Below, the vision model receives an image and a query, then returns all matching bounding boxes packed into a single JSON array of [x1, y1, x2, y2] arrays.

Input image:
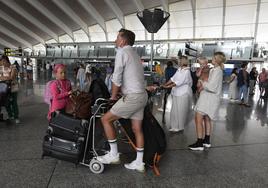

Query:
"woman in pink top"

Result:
[[48, 64, 72, 120]]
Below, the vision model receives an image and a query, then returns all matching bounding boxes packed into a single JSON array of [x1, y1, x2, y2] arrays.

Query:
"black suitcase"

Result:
[[42, 134, 84, 164], [49, 111, 89, 141]]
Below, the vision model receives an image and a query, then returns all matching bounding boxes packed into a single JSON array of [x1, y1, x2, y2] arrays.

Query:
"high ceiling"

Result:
[[0, 0, 181, 50]]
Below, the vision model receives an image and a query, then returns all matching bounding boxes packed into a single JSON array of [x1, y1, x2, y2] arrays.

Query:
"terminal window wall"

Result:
[[59, 34, 73, 43], [225, 0, 256, 37], [125, 13, 145, 41], [257, 0, 268, 42], [196, 0, 222, 38], [169, 1, 193, 39], [33, 44, 45, 56], [106, 19, 122, 41], [73, 30, 89, 42], [89, 25, 106, 42]]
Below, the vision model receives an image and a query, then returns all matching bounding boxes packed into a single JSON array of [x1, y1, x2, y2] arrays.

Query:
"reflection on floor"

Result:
[[0, 72, 268, 187]]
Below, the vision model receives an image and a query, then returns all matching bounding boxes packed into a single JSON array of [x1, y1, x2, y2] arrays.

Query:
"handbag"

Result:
[[11, 81, 19, 92], [65, 90, 92, 119]]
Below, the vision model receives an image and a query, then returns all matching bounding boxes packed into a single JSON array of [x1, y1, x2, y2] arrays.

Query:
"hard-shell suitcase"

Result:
[[42, 134, 84, 164], [49, 111, 88, 141]]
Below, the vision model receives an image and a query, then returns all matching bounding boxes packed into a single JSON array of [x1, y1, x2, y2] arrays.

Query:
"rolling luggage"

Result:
[[49, 111, 89, 141], [42, 134, 84, 164]]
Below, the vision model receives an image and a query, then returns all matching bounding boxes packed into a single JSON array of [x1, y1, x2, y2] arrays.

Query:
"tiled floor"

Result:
[[0, 72, 267, 188]]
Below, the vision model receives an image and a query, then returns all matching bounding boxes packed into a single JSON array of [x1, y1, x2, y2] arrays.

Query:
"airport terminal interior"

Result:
[[0, 0, 268, 187]]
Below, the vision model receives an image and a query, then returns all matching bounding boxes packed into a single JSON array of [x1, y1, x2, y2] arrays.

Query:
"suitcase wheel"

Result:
[[89, 159, 104, 174]]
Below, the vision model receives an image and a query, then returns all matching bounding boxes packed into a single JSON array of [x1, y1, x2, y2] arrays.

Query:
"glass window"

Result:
[[169, 10, 193, 28], [46, 39, 57, 44], [196, 0, 223, 9], [196, 26, 222, 38], [196, 8, 222, 27], [225, 24, 255, 37], [89, 25, 106, 42], [226, 0, 257, 6], [170, 27, 193, 39], [125, 13, 145, 40], [257, 24, 268, 42], [73, 29, 89, 42], [59, 34, 73, 43], [106, 19, 122, 41], [259, 2, 268, 23], [226, 4, 256, 25], [33, 44, 46, 56], [169, 1, 192, 11], [155, 22, 168, 40]]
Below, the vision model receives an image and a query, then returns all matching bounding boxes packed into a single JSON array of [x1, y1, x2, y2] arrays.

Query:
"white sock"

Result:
[[108, 139, 118, 156], [135, 148, 144, 164]]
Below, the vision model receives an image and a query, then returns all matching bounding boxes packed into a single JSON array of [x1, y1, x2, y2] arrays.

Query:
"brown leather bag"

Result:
[[65, 91, 92, 119]]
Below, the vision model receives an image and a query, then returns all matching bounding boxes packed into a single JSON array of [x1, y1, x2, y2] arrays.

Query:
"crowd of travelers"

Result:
[[1, 28, 267, 174]]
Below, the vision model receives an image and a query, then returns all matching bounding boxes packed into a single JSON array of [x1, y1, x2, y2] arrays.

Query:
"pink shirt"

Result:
[[48, 79, 71, 120], [259, 72, 268, 83]]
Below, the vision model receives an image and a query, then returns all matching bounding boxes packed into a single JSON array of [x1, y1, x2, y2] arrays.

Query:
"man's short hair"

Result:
[[241, 61, 248, 68], [118, 28, 135, 46]]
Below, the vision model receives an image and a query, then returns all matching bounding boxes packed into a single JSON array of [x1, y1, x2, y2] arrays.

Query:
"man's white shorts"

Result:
[[110, 92, 148, 120]]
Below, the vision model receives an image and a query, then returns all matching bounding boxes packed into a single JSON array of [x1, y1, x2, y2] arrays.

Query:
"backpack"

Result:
[[142, 105, 166, 176], [44, 80, 61, 106], [89, 78, 110, 105]]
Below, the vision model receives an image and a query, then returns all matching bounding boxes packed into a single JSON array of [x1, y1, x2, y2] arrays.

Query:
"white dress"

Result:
[[194, 66, 223, 120], [228, 73, 238, 99], [170, 67, 193, 131]]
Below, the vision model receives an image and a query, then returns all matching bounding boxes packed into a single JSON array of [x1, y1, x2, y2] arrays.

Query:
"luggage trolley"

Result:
[[80, 98, 110, 174]]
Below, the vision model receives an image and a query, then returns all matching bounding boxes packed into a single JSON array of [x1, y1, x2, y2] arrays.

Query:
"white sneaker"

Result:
[[124, 160, 145, 172], [169, 128, 179, 132], [15, 119, 20, 124], [96, 152, 120, 164]]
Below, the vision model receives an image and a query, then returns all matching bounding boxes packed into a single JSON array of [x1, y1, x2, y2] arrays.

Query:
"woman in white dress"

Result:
[[188, 52, 225, 151], [228, 68, 238, 101], [162, 58, 192, 132]]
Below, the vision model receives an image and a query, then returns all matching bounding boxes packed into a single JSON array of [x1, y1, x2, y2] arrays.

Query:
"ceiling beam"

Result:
[[26, 0, 74, 41], [0, 9, 45, 45], [0, 38, 17, 49], [159, 0, 169, 12], [2, 0, 59, 42], [190, 0, 196, 39], [77, 0, 106, 33], [254, 0, 261, 43], [132, 0, 144, 11], [0, 25, 32, 48], [52, 0, 90, 40], [222, 0, 226, 38], [104, 0, 125, 28]]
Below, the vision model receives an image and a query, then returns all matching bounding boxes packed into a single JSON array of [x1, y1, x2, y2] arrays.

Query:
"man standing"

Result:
[[237, 62, 250, 107], [97, 29, 148, 172]]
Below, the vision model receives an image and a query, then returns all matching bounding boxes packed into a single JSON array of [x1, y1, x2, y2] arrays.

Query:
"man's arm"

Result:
[[110, 83, 120, 100]]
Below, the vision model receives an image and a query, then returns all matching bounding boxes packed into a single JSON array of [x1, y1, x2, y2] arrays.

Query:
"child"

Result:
[[196, 57, 210, 93], [48, 64, 72, 120]]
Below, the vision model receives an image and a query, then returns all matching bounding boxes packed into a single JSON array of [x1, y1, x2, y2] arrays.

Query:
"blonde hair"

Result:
[[213, 52, 226, 70], [197, 57, 208, 64], [180, 57, 189, 67]]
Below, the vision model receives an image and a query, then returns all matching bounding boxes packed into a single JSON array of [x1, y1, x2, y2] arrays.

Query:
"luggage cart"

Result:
[[79, 98, 110, 174]]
